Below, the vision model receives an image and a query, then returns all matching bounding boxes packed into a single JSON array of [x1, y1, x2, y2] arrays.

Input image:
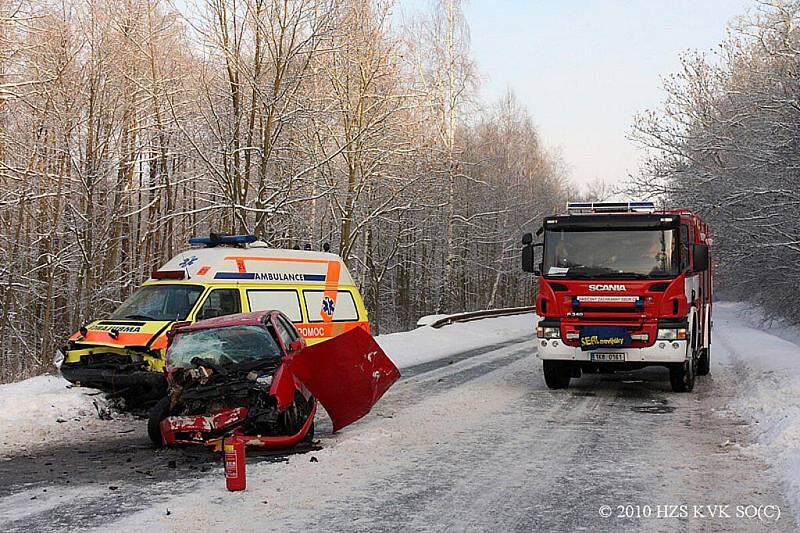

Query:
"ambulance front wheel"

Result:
[[543, 360, 571, 389], [148, 396, 171, 447]]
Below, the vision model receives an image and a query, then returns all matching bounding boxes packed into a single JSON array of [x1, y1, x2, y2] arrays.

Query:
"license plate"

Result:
[[591, 352, 626, 362]]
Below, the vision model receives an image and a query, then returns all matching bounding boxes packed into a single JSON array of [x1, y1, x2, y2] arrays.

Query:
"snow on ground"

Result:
[[93, 339, 540, 532], [713, 302, 800, 521], [376, 313, 536, 368], [0, 375, 113, 449], [5, 307, 800, 523]]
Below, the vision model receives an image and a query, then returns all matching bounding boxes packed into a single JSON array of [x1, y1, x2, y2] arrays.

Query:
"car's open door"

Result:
[[285, 327, 400, 431]]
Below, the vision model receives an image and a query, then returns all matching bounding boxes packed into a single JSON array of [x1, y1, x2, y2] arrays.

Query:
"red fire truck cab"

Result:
[[522, 202, 712, 392]]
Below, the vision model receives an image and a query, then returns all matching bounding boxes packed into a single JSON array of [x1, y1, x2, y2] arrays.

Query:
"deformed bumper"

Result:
[[161, 404, 317, 451], [537, 339, 689, 363], [60, 364, 166, 400]]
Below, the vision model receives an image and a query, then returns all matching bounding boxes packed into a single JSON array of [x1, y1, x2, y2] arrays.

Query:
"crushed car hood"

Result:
[[286, 326, 400, 432]]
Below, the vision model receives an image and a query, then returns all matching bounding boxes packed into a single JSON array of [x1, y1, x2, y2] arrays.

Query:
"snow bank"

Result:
[[0, 375, 109, 449], [376, 313, 536, 369], [713, 302, 800, 520]]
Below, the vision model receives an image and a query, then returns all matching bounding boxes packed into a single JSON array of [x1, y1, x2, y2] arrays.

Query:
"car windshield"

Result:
[[110, 284, 204, 321], [544, 228, 678, 279], [167, 325, 283, 369]]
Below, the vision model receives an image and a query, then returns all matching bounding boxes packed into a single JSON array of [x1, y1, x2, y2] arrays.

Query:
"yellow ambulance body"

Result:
[[58, 236, 368, 404]]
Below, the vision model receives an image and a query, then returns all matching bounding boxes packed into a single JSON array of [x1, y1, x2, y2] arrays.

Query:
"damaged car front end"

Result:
[[59, 283, 206, 406], [59, 322, 175, 406], [150, 310, 399, 451]]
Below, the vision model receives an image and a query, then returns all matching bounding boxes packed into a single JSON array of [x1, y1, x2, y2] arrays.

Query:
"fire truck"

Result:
[[521, 201, 712, 392]]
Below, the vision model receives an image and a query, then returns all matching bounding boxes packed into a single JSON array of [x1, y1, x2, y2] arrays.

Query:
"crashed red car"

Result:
[[147, 310, 400, 450]]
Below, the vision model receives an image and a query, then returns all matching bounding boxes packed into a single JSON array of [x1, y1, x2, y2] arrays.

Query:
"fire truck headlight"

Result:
[[657, 328, 687, 341], [537, 327, 560, 339], [53, 348, 66, 370]]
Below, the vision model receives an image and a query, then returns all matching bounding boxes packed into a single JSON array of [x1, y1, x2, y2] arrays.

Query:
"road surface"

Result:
[[0, 336, 793, 531]]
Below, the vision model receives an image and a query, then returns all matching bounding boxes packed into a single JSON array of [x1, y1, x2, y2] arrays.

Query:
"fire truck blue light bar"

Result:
[[567, 201, 655, 214]]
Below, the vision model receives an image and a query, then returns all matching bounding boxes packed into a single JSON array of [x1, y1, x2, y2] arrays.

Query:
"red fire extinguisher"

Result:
[[224, 437, 246, 491]]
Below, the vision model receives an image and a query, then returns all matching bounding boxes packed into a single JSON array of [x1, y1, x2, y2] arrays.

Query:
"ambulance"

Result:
[[56, 234, 369, 405]]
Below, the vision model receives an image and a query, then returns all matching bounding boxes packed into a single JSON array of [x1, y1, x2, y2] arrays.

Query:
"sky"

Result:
[[406, 0, 755, 190]]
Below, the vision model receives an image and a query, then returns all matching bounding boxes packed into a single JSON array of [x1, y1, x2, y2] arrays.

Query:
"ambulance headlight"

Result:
[[657, 328, 687, 341], [537, 326, 561, 339], [53, 348, 66, 370]]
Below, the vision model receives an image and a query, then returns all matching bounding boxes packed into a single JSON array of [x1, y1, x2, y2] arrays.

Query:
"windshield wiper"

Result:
[[235, 357, 282, 373], [123, 314, 157, 321], [600, 272, 650, 279]]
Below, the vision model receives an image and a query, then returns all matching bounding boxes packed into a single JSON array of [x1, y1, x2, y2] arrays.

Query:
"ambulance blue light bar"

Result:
[[567, 201, 655, 214], [188, 234, 258, 247]]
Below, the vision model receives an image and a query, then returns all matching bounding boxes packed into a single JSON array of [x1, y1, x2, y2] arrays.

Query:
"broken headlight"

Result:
[[53, 348, 66, 370]]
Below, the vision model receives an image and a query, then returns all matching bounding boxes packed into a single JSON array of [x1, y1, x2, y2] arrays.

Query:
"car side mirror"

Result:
[[522, 232, 533, 245], [691, 244, 709, 272], [289, 340, 304, 353]]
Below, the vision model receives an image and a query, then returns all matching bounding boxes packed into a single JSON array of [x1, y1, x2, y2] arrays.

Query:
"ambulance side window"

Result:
[[303, 290, 359, 323], [197, 289, 241, 320], [247, 290, 302, 322]]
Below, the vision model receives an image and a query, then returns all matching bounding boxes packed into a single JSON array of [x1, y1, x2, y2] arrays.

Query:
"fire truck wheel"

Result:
[[669, 358, 696, 392], [697, 347, 710, 376], [147, 396, 171, 447], [543, 361, 571, 389]]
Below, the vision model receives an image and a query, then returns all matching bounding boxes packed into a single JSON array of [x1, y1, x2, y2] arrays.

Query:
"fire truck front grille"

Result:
[[580, 307, 643, 314]]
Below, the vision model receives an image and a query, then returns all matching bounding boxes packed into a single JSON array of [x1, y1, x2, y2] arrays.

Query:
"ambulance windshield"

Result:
[[543, 228, 678, 279], [110, 284, 204, 321]]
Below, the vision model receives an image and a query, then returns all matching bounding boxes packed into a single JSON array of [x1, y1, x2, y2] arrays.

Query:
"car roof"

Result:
[[178, 310, 275, 333]]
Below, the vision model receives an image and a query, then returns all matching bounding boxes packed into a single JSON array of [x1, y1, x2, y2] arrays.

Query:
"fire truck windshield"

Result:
[[543, 228, 678, 279]]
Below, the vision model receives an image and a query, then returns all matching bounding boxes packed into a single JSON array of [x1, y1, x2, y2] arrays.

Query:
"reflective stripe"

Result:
[[295, 321, 369, 341], [321, 261, 341, 322]]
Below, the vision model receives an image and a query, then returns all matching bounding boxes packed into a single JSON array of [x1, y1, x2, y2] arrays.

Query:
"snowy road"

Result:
[[1, 311, 797, 531]]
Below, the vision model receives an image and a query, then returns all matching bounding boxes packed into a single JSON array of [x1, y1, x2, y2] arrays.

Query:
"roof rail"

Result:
[[567, 201, 655, 214]]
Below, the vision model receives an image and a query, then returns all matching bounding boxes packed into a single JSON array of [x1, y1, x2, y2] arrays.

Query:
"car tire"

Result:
[[697, 347, 710, 376], [669, 357, 696, 392], [543, 360, 571, 389], [148, 396, 171, 447], [301, 421, 315, 445]]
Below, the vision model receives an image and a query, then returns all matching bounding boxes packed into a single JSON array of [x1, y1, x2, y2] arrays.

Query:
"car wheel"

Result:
[[543, 360, 571, 389], [301, 421, 315, 445], [148, 396, 171, 447]]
